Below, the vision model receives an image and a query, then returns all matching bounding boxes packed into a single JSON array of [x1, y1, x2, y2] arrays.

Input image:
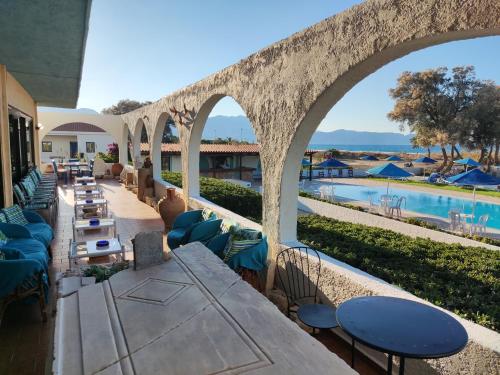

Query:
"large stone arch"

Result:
[[151, 111, 179, 180], [37, 112, 127, 164], [183, 94, 257, 198], [132, 117, 149, 166], [271, 1, 500, 244], [117, 0, 499, 276]]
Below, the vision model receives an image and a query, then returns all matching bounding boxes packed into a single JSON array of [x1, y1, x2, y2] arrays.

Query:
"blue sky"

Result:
[[77, 0, 499, 134]]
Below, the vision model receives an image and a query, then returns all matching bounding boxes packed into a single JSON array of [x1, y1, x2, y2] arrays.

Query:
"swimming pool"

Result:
[[307, 182, 500, 230]]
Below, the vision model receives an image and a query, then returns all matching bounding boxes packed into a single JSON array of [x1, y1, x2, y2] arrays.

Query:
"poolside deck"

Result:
[[302, 178, 500, 243], [0, 179, 384, 375]]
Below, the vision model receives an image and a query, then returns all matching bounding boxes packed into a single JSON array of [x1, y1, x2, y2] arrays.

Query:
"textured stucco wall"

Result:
[[119, 0, 500, 290]]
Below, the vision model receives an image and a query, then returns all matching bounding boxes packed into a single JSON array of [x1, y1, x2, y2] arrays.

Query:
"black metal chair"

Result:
[[275, 246, 338, 334]]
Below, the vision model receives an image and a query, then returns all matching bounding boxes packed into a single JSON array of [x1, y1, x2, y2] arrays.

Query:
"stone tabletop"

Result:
[[54, 242, 356, 375]]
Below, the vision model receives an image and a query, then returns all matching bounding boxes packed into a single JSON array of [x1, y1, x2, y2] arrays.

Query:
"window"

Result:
[[42, 141, 52, 152], [86, 142, 96, 153]]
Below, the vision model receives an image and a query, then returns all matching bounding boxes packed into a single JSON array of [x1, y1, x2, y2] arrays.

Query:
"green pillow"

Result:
[[202, 208, 214, 221], [0, 212, 7, 223], [224, 239, 261, 263], [0, 230, 8, 245], [3, 205, 29, 225]]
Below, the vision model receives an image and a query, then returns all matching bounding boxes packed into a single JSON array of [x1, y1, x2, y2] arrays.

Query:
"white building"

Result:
[[41, 122, 115, 163]]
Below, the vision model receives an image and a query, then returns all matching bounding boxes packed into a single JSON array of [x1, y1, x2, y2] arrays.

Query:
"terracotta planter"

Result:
[[111, 163, 124, 176], [158, 188, 185, 232]]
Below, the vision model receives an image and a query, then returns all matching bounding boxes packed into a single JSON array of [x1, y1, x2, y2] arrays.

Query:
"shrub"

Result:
[[162, 172, 262, 222], [297, 214, 500, 331]]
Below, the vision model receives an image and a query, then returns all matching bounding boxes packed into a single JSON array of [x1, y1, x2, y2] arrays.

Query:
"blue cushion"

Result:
[[3, 205, 29, 225], [2, 238, 49, 271], [225, 237, 268, 272], [187, 219, 222, 245], [206, 232, 231, 258], [25, 223, 53, 247], [167, 228, 188, 250]]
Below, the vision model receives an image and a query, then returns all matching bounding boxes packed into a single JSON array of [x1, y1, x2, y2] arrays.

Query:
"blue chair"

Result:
[[0, 237, 49, 272], [167, 209, 216, 249], [0, 206, 54, 248], [0, 248, 48, 325]]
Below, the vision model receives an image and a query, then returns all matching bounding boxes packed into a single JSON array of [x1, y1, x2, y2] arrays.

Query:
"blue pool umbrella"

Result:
[[414, 156, 437, 164], [361, 155, 379, 161], [315, 158, 348, 168], [366, 162, 412, 193], [301, 159, 311, 167], [385, 155, 403, 161], [454, 158, 480, 172], [447, 169, 500, 221]]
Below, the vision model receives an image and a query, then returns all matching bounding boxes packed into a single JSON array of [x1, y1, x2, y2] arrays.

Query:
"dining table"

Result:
[[336, 296, 468, 375]]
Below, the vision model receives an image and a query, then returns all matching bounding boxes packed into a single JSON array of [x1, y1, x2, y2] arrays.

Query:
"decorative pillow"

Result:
[[206, 232, 231, 258], [0, 212, 7, 223], [202, 208, 214, 221], [3, 205, 29, 225], [224, 239, 261, 263], [0, 230, 8, 246], [13, 185, 26, 204], [220, 219, 237, 234], [21, 181, 34, 198]]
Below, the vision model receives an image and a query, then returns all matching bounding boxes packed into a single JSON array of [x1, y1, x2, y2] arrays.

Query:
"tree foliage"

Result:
[[101, 99, 152, 115], [388, 66, 498, 169]]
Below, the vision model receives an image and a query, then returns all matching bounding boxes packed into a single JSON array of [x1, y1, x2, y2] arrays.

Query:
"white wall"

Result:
[[41, 132, 114, 163], [77, 133, 114, 161], [170, 155, 182, 172], [41, 135, 76, 162]]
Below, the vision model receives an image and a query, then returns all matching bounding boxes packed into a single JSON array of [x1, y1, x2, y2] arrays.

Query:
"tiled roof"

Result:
[[141, 143, 319, 155], [51, 122, 106, 133], [141, 143, 260, 154]]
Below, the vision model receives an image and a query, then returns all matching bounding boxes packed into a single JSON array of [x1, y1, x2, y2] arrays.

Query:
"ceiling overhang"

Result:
[[0, 0, 92, 108]]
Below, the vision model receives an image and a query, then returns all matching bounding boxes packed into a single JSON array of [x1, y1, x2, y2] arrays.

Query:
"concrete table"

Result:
[[74, 182, 98, 191], [74, 198, 108, 218], [72, 217, 116, 241], [68, 237, 125, 270], [74, 188, 103, 199], [54, 242, 356, 375], [75, 176, 95, 183]]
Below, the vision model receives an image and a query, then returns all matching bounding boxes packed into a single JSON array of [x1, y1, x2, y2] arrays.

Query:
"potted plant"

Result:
[[107, 143, 124, 176]]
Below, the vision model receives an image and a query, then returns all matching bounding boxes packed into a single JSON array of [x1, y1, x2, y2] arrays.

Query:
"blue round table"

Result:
[[336, 296, 468, 375]]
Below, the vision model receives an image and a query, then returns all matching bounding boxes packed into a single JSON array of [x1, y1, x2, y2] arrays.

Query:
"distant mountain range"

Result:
[[39, 111, 413, 145], [204, 115, 413, 145]]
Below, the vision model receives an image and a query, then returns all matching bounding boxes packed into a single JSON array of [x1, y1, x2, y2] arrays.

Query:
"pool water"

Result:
[[308, 182, 500, 230]]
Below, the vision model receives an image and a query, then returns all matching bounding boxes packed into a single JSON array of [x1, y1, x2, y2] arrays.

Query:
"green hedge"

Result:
[[162, 171, 499, 331], [161, 172, 262, 222], [297, 215, 499, 331]]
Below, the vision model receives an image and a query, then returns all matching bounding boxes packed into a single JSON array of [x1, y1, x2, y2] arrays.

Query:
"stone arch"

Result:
[[151, 112, 179, 180], [278, 33, 500, 242], [184, 94, 256, 198], [132, 118, 149, 167], [37, 112, 127, 164]]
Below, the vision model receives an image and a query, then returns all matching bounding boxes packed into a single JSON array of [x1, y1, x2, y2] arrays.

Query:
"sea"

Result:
[[308, 144, 450, 154]]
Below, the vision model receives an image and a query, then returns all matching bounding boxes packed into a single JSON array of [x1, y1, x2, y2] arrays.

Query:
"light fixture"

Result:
[[36, 123, 44, 130]]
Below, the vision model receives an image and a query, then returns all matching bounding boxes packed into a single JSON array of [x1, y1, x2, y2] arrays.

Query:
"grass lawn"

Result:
[[370, 177, 500, 198]]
